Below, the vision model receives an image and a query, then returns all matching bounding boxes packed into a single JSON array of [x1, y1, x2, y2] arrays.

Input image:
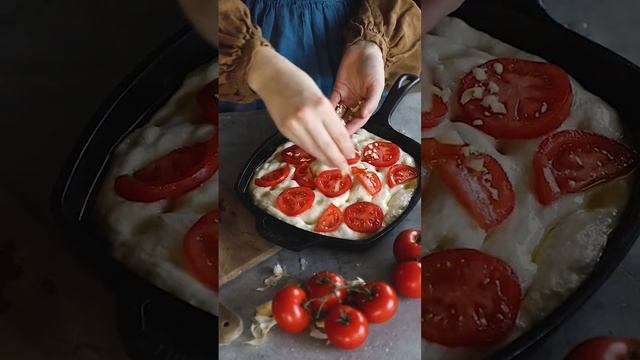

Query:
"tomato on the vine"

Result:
[[350, 281, 398, 324], [325, 305, 369, 350], [272, 286, 311, 333], [305, 271, 347, 315]]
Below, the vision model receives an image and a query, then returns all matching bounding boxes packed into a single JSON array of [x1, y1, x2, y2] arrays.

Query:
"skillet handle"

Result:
[[374, 73, 420, 126]]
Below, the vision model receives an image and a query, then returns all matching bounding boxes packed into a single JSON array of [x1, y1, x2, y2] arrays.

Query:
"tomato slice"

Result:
[[566, 337, 640, 360], [255, 165, 290, 187], [422, 92, 448, 129], [362, 141, 400, 167], [114, 137, 218, 202], [293, 162, 315, 188], [387, 164, 418, 188], [533, 130, 638, 205], [275, 187, 315, 216], [314, 203, 343, 232], [196, 79, 218, 125], [353, 170, 382, 196], [423, 139, 514, 230], [457, 58, 572, 139], [343, 201, 384, 233], [347, 152, 361, 165], [183, 211, 218, 292], [422, 249, 522, 347], [315, 169, 353, 198], [281, 145, 314, 165]]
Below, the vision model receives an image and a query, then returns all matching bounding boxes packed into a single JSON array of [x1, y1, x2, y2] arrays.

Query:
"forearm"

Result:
[[178, 0, 218, 46]]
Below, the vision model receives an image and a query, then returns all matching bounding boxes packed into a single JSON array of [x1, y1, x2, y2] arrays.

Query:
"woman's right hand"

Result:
[[248, 47, 355, 173]]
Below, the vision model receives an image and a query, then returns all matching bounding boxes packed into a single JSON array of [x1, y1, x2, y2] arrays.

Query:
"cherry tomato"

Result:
[[314, 204, 343, 233], [343, 201, 384, 234], [275, 187, 315, 216], [347, 152, 361, 165], [393, 261, 421, 298], [423, 139, 515, 230], [325, 305, 369, 350], [196, 79, 218, 125], [315, 169, 352, 198], [422, 249, 522, 347], [305, 271, 347, 315], [362, 141, 400, 167], [182, 211, 218, 291], [422, 90, 448, 129], [566, 337, 640, 360], [457, 58, 572, 139], [272, 286, 311, 333], [254, 165, 290, 187], [533, 130, 638, 205], [293, 162, 315, 188], [281, 145, 314, 165], [350, 281, 398, 323], [353, 169, 382, 195], [114, 137, 218, 202], [393, 229, 421, 262], [387, 164, 418, 188]]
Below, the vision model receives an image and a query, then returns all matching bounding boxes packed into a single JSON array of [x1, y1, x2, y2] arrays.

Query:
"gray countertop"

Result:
[[218, 89, 422, 359]]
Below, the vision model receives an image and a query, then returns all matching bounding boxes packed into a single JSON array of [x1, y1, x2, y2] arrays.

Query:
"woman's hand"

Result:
[[330, 41, 385, 135], [248, 47, 356, 173], [422, 0, 465, 34]]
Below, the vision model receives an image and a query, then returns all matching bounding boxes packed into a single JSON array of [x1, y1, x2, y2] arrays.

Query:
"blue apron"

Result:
[[220, 0, 358, 113]]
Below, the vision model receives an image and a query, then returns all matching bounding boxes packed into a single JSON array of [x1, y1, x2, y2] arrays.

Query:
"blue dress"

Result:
[[220, 0, 358, 113]]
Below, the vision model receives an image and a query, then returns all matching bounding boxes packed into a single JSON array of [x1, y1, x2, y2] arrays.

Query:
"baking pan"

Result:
[[448, 0, 640, 359], [235, 74, 421, 252], [51, 28, 217, 360]]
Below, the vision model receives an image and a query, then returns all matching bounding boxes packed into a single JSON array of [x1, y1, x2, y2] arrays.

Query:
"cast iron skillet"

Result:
[[444, 0, 640, 359], [51, 28, 217, 360], [235, 74, 421, 252]]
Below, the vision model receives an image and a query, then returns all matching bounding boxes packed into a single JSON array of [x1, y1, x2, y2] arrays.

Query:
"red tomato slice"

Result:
[[315, 169, 352, 198], [362, 141, 400, 167], [293, 162, 315, 188], [196, 79, 218, 125], [566, 337, 640, 360], [255, 165, 290, 187], [114, 137, 218, 202], [423, 139, 514, 230], [314, 204, 343, 233], [275, 187, 315, 216], [422, 249, 522, 347], [281, 145, 314, 165], [347, 152, 361, 165], [183, 211, 218, 292], [343, 201, 384, 234], [422, 91, 448, 129], [457, 58, 572, 139], [387, 164, 418, 188], [533, 130, 638, 205], [354, 170, 382, 196]]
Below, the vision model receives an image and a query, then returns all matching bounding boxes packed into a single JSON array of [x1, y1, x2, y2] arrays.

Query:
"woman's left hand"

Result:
[[330, 41, 385, 134]]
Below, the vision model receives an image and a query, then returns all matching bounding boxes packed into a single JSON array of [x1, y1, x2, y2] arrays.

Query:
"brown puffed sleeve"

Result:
[[344, 0, 421, 87], [219, 0, 272, 103]]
